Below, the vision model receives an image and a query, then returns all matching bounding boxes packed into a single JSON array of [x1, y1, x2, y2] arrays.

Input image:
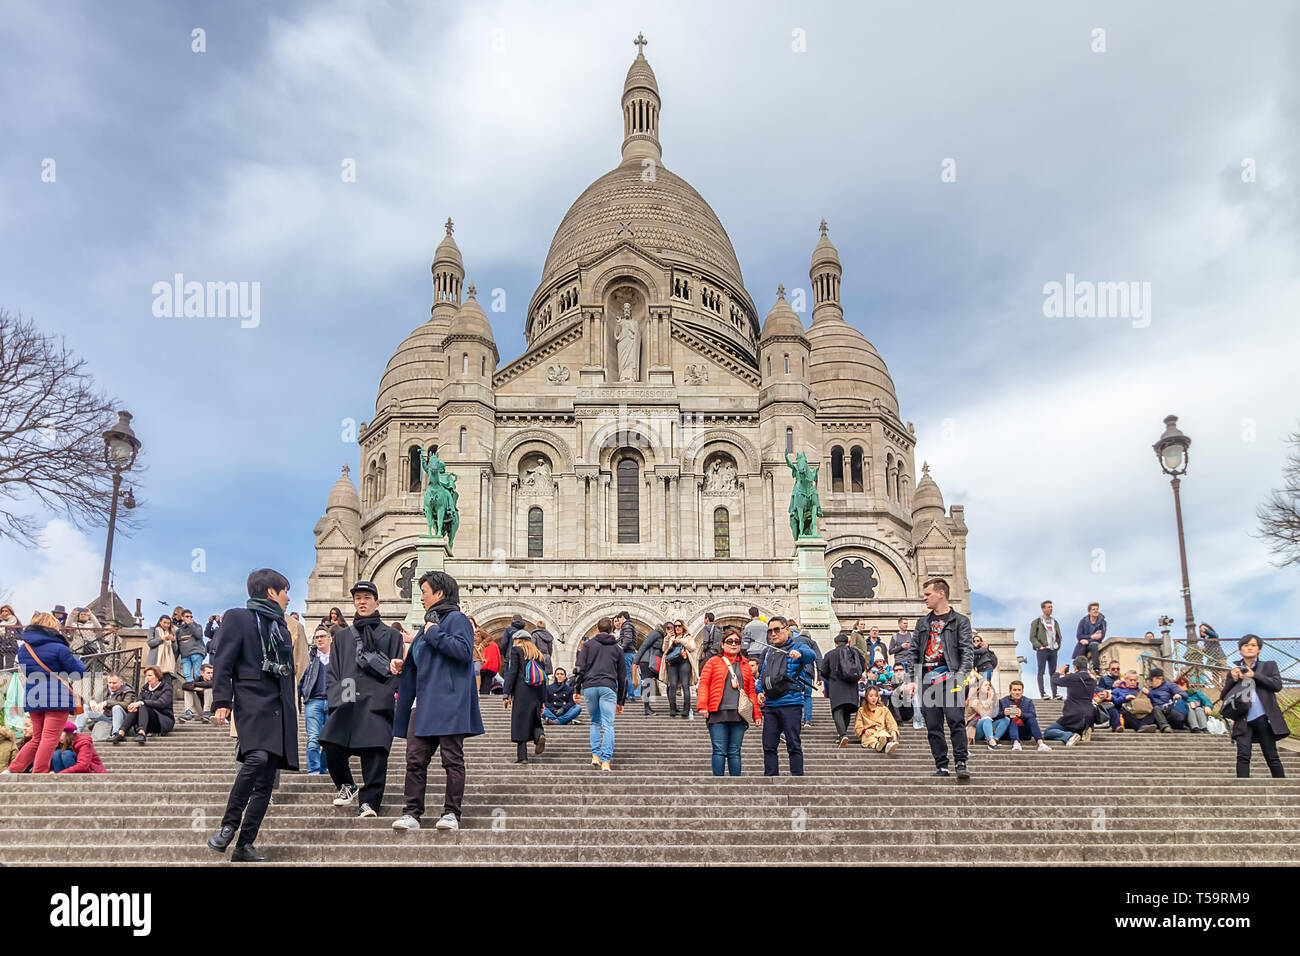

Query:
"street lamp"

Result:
[[1152, 414, 1195, 653], [99, 410, 141, 617]]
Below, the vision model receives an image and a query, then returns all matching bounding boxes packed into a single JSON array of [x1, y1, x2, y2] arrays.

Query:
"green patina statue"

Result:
[[786, 451, 823, 540], [420, 448, 460, 552]]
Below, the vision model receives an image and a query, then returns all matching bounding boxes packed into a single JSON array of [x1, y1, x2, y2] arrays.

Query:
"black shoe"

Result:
[[135, 732, 147, 746], [207, 825, 236, 852], [534, 734, 546, 756], [955, 762, 971, 780], [932, 768, 950, 777], [111, 733, 124, 745], [644, 705, 655, 715], [515, 757, 528, 764], [231, 844, 268, 862]]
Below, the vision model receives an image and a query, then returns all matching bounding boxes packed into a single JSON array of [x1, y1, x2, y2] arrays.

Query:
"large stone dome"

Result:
[[538, 159, 747, 295]]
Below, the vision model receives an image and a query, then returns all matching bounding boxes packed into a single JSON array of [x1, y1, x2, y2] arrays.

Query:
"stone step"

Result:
[[0, 842, 1287, 865]]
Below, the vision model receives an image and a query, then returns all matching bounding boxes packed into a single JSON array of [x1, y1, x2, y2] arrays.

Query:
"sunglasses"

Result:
[[723, 639, 741, 646], [767, 626, 783, 634]]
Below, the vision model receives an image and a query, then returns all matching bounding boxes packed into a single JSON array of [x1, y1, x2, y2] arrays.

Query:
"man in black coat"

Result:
[[613, 611, 639, 700], [207, 568, 299, 862], [899, 578, 975, 779], [1223, 633, 1289, 778], [697, 612, 722, 666], [320, 581, 405, 818]]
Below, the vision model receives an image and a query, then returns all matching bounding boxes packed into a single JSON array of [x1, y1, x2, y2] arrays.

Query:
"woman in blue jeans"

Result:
[[695, 629, 762, 776]]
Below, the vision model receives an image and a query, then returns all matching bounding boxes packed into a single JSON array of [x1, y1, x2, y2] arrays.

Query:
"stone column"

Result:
[[479, 469, 491, 557], [405, 536, 450, 631], [508, 478, 518, 559], [793, 535, 833, 651]]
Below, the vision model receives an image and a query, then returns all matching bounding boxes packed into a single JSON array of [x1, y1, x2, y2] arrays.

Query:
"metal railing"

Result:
[[0, 627, 142, 706]]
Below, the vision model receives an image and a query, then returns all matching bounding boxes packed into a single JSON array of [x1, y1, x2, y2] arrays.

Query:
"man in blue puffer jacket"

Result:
[[1145, 669, 1184, 732], [756, 615, 816, 776]]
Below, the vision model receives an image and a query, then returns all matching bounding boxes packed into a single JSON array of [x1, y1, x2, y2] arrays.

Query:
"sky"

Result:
[[1, 0, 1297, 662]]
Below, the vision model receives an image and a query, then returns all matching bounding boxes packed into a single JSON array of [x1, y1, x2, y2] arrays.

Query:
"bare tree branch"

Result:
[[1257, 426, 1300, 567], [0, 308, 143, 547]]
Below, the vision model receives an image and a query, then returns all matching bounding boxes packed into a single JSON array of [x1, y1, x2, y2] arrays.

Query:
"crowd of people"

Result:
[[0, 579, 1289, 859]]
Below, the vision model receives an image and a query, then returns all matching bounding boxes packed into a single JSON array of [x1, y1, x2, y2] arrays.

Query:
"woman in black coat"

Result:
[[503, 635, 547, 763], [116, 666, 174, 744], [1221, 633, 1289, 778], [821, 632, 865, 747]]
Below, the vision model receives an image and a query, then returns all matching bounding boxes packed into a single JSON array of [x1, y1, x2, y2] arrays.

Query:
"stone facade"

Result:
[[306, 38, 975, 672]]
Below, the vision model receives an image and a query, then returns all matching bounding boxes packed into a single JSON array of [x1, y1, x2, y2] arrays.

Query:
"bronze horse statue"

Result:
[[786, 451, 823, 540], [420, 448, 460, 552]]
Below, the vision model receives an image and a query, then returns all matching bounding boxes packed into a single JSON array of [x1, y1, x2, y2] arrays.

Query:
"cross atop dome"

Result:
[[819, 218, 828, 237], [444, 217, 454, 236], [634, 32, 647, 55], [466, 282, 476, 297], [777, 283, 786, 299]]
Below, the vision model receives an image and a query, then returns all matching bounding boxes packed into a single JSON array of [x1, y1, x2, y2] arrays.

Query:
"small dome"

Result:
[[375, 320, 443, 414], [433, 217, 462, 270], [327, 464, 360, 513], [806, 320, 899, 416], [912, 462, 945, 518], [811, 218, 841, 271], [449, 284, 494, 340], [760, 284, 805, 339]]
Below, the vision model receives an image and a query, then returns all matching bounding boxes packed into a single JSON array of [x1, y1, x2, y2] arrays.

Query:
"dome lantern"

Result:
[[621, 32, 662, 165]]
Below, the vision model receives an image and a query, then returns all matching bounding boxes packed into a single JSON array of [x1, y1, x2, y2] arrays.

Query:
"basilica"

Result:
[[305, 37, 972, 670]]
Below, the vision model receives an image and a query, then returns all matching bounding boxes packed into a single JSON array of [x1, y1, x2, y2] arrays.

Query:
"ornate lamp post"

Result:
[[1152, 414, 1195, 653], [99, 411, 141, 615]]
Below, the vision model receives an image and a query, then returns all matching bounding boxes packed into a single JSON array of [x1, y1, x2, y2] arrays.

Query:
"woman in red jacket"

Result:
[[696, 627, 762, 776], [476, 629, 501, 696]]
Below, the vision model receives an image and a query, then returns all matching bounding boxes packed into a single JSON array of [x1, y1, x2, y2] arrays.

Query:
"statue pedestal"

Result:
[[793, 536, 834, 650], [405, 535, 450, 631]]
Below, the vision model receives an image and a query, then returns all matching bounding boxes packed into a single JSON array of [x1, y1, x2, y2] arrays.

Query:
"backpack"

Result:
[[761, 647, 795, 698], [833, 645, 864, 683], [523, 659, 546, 687], [1219, 679, 1255, 721]]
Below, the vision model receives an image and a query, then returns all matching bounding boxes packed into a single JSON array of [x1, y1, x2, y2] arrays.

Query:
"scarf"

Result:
[[246, 597, 286, 625], [353, 611, 384, 652]]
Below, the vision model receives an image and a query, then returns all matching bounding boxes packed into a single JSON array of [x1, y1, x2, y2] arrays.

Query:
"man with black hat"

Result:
[[392, 570, 484, 830], [319, 581, 405, 819], [206, 568, 299, 862]]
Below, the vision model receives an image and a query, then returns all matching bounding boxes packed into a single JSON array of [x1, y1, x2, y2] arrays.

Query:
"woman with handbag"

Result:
[[695, 628, 761, 775], [1221, 634, 1288, 778], [146, 613, 178, 679], [658, 620, 698, 719], [116, 666, 175, 745], [4, 612, 86, 773], [503, 633, 547, 763]]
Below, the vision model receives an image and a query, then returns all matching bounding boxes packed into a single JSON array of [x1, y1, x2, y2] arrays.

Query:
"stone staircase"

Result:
[[2, 697, 1297, 865]]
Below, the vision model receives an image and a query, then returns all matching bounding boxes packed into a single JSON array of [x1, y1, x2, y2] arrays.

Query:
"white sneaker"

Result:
[[1065, 734, 1080, 748], [688, 711, 695, 721], [1038, 741, 1053, 752], [392, 814, 421, 830], [883, 740, 899, 755], [434, 812, 459, 830], [1012, 740, 1022, 752], [332, 784, 359, 806], [358, 803, 377, 818]]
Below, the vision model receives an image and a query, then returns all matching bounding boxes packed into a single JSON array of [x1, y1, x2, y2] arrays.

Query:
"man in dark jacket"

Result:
[[85, 673, 137, 738], [756, 616, 816, 776], [175, 609, 208, 692], [531, 621, 556, 672], [320, 581, 404, 819], [633, 624, 664, 715], [697, 612, 722, 666], [1145, 668, 1184, 733], [543, 667, 582, 724], [392, 570, 485, 830], [204, 614, 222, 663], [500, 616, 526, 686], [297, 627, 333, 774], [1028, 600, 1066, 699], [899, 578, 975, 778], [1043, 657, 1097, 745], [207, 568, 299, 862], [613, 611, 640, 700], [573, 618, 627, 770], [1222, 634, 1288, 778], [991, 681, 1048, 749]]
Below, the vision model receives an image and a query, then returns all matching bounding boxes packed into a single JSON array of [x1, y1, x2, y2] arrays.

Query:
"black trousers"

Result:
[[921, 678, 968, 769], [479, 670, 496, 694], [832, 703, 857, 738], [220, 749, 277, 848], [1035, 648, 1058, 697], [1079, 642, 1102, 672], [404, 734, 466, 820], [119, 706, 166, 736], [1236, 716, 1286, 778], [762, 704, 804, 776], [667, 659, 692, 714], [323, 742, 390, 810]]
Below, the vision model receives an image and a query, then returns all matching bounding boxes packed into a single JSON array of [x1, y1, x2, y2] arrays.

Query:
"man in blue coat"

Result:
[[756, 615, 816, 776], [391, 570, 484, 831]]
